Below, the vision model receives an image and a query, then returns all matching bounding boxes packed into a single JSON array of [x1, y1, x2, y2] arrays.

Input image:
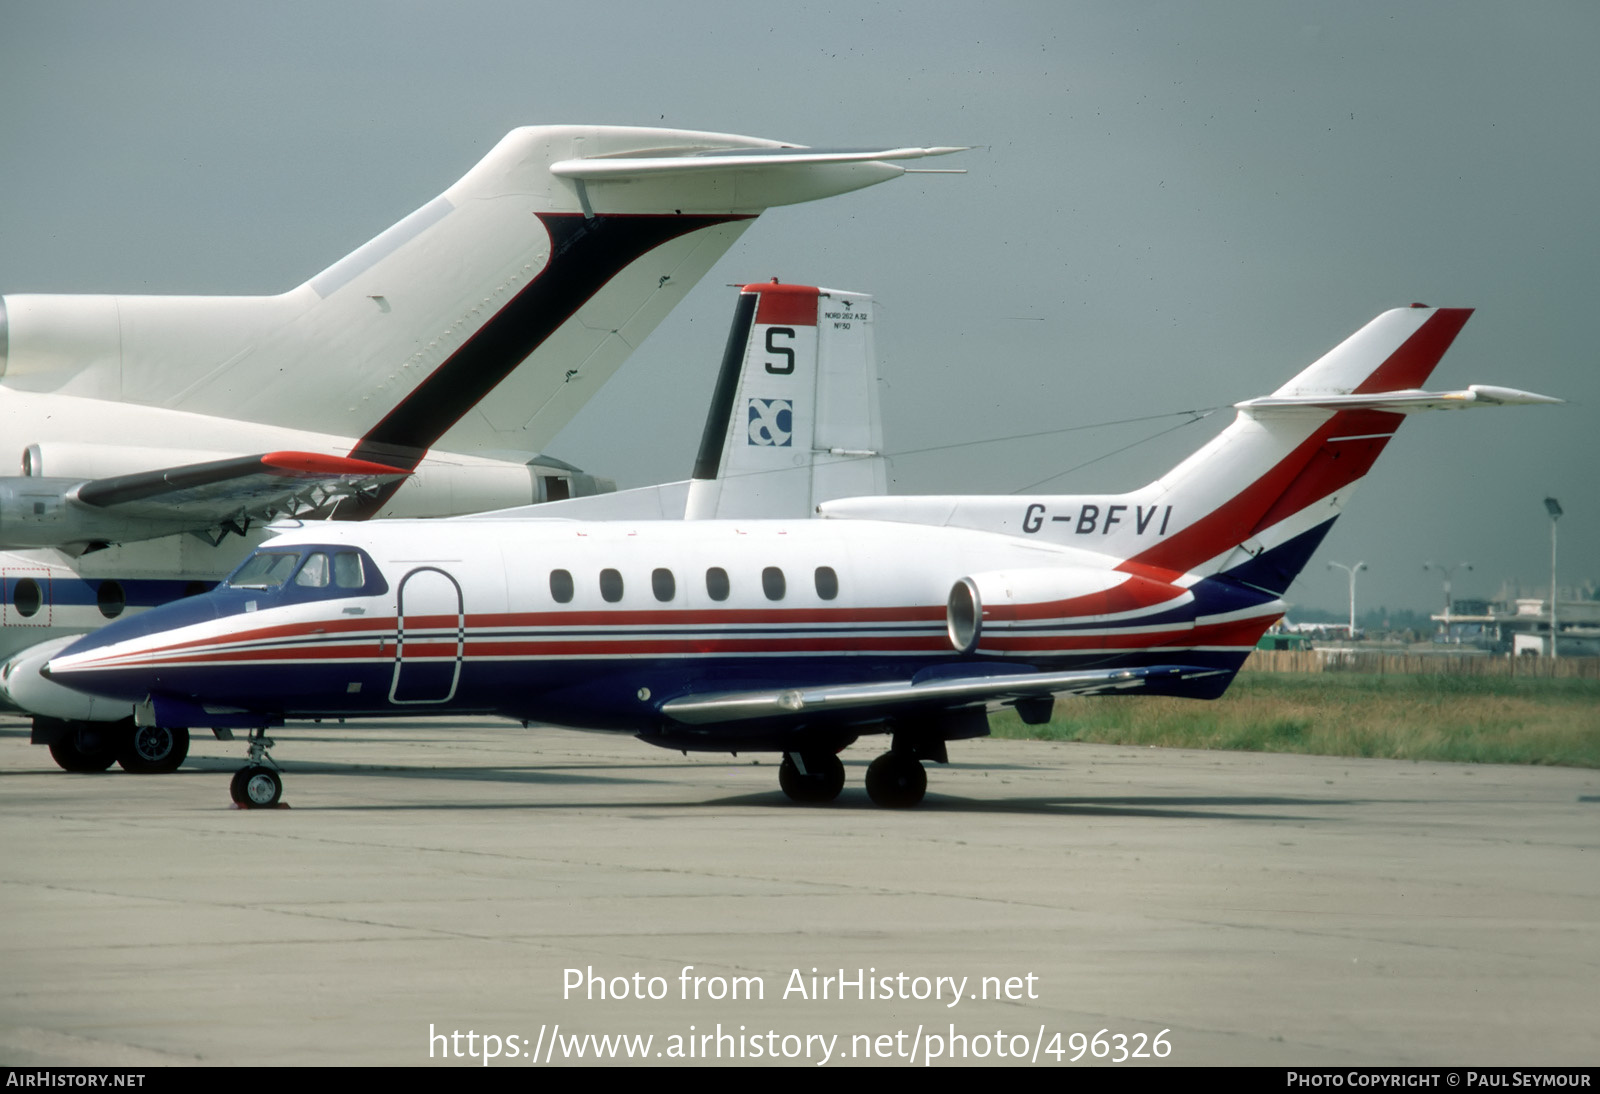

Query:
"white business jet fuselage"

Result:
[[46, 289, 1559, 806]]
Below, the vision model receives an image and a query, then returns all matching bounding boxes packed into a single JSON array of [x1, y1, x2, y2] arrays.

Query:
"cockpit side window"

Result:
[[295, 553, 331, 588], [333, 552, 365, 589]]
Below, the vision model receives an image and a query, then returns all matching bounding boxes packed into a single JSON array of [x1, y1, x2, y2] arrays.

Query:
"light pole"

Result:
[[1545, 497, 1562, 660], [1328, 560, 1366, 640], [1423, 561, 1472, 640]]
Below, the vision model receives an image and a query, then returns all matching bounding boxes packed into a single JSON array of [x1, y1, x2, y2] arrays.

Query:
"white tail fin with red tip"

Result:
[[822, 305, 1557, 594]]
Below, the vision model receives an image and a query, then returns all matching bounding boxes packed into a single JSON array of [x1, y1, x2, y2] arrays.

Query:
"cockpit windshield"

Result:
[[227, 551, 302, 589], [225, 547, 385, 597]]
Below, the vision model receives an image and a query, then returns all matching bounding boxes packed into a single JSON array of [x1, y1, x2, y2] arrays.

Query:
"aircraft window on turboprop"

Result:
[[12, 578, 42, 618], [333, 552, 366, 589], [762, 567, 786, 601], [652, 568, 676, 602], [295, 553, 331, 588], [600, 568, 624, 603], [550, 569, 574, 604], [97, 579, 126, 619], [814, 566, 839, 601], [227, 551, 302, 589], [706, 567, 730, 602]]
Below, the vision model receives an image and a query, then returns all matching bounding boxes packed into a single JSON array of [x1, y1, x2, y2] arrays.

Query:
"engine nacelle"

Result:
[[946, 568, 1193, 654], [22, 442, 241, 480], [1, 634, 133, 722], [0, 477, 192, 550]]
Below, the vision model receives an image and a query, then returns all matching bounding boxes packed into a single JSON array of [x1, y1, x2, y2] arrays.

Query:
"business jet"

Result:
[[0, 127, 961, 771], [42, 285, 1558, 807]]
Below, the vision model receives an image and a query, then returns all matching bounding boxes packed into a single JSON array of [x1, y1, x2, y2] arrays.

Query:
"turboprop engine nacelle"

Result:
[[946, 568, 1195, 654], [0, 635, 129, 722], [0, 477, 199, 549]]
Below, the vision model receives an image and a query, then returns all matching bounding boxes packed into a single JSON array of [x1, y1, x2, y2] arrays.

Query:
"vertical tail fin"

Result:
[[462, 281, 889, 522], [684, 281, 886, 519], [1122, 306, 1474, 590], [823, 305, 1554, 596]]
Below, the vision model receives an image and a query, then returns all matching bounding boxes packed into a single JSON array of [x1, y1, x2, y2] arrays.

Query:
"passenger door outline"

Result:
[[389, 566, 464, 704]]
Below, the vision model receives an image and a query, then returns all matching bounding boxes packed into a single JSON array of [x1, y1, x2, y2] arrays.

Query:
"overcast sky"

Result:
[[1, 1, 1593, 616]]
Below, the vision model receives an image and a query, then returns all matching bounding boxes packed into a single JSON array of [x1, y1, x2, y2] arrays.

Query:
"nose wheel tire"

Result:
[[117, 725, 190, 774], [778, 751, 846, 803], [230, 765, 283, 808], [865, 751, 927, 808]]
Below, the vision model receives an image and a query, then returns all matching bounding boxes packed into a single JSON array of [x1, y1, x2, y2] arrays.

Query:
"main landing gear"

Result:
[[44, 718, 121, 772], [775, 744, 934, 808], [118, 724, 190, 774], [778, 751, 846, 803], [38, 717, 189, 774], [229, 728, 283, 808], [864, 750, 927, 808]]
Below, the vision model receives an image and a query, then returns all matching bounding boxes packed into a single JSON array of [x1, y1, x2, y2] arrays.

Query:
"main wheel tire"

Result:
[[46, 722, 120, 773], [230, 765, 282, 808], [865, 751, 927, 808], [117, 724, 190, 774], [778, 751, 846, 804]]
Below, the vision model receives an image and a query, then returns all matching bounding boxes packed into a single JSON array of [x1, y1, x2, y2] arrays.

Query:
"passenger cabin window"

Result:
[[814, 566, 839, 601], [97, 580, 126, 619], [600, 569, 624, 603], [652, 568, 676, 602], [549, 569, 574, 604], [706, 567, 730, 602], [762, 567, 786, 601], [12, 578, 42, 618]]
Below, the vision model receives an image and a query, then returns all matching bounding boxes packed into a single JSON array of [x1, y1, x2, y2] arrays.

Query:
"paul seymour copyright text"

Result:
[[427, 965, 1171, 1065]]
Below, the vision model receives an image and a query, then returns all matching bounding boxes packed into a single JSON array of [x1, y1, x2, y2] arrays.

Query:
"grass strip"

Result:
[[988, 673, 1600, 767]]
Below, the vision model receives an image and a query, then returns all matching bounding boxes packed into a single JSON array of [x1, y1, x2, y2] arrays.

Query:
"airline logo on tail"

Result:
[[747, 400, 794, 446]]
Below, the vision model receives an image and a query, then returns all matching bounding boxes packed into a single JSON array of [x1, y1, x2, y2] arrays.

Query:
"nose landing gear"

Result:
[[229, 728, 284, 808]]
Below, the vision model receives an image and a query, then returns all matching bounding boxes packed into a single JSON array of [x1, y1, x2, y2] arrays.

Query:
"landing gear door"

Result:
[[389, 567, 464, 704]]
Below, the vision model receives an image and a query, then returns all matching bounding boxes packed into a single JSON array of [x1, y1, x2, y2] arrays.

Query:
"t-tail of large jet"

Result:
[[822, 305, 1559, 600], [0, 127, 961, 511]]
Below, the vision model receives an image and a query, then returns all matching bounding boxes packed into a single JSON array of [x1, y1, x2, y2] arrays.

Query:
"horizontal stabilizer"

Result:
[[551, 145, 968, 179], [1237, 384, 1563, 413], [660, 664, 1224, 725]]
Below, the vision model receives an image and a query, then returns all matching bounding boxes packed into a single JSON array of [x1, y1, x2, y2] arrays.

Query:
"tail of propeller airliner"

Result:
[[463, 279, 888, 522], [822, 305, 1559, 597]]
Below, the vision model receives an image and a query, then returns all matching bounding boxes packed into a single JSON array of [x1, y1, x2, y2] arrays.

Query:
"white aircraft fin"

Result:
[[683, 281, 886, 519], [822, 305, 1559, 597], [472, 280, 890, 522]]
